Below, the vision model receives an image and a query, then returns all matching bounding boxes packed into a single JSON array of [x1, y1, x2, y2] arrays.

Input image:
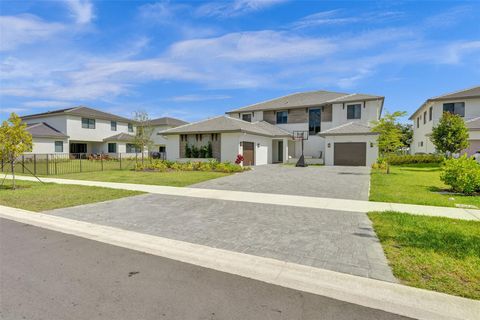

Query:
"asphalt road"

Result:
[[0, 218, 408, 320]]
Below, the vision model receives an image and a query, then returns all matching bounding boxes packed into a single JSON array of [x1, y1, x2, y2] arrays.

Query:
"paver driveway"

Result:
[[191, 165, 371, 200], [46, 193, 396, 282]]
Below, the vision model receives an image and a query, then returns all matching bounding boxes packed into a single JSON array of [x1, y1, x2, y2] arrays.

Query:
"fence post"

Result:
[[101, 154, 104, 171], [22, 155, 25, 173], [80, 155, 82, 173], [119, 153, 122, 170], [46, 154, 49, 175], [33, 154, 37, 175], [54, 155, 57, 175]]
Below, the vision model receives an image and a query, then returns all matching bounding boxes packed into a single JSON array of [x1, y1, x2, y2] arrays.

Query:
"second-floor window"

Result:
[[347, 104, 361, 119], [309, 108, 321, 134], [81, 118, 95, 129], [417, 117, 420, 128], [242, 114, 252, 122], [111, 121, 117, 131], [443, 102, 465, 117], [429, 106, 433, 121], [423, 111, 427, 124], [128, 123, 134, 132], [276, 111, 288, 124]]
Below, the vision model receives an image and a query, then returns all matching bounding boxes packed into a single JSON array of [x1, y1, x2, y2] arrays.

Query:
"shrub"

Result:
[[235, 154, 244, 165], [215, 162, 243, 173], [191, 146, 199, 158], [185, 144, 192, 158], [385, 154, 444, 165], [440, 155, 480, 195], [207, 142, 213, 158]]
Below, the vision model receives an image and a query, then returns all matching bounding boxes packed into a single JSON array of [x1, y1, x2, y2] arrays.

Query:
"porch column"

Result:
[[283, 138, 288, 163]]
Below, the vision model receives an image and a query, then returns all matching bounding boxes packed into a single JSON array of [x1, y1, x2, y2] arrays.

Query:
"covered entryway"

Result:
[[242, 141, 255, 166], [334, 142, 366, 166]]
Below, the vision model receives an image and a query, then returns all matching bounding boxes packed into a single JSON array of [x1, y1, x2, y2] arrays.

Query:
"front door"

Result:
[[242, 142, 255, 166], [278, 141, 283, 162]]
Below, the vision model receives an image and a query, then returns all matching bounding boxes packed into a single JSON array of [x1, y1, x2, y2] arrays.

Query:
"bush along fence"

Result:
[[135, 159, 248, 173], [0, 152, 162, 176]]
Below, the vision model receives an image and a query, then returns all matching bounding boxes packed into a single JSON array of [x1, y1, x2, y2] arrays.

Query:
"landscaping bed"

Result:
[[134, 159, 248, 173], [370, 163, 480, 208], [0, 179, 142, 212], [368, 211, 480, 300]]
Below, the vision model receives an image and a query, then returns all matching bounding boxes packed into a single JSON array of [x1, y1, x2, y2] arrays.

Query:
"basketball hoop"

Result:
[[292, 131, 309, 167], [292, 131, 309, 141]]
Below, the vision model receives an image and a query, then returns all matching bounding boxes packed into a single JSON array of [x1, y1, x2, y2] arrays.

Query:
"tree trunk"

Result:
[[386, 162, 390, 174], [10, 160, 15, 190]]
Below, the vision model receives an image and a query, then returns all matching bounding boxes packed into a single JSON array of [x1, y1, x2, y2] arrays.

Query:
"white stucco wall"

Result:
[[228, 111, 264, 122], [164, 135, 180, 161], [66, 116, 133, 142], [324, 135, 378, 166], [26, 138, 68, 154], [220, 133, 241, 163], [411, 98, 480, 154]]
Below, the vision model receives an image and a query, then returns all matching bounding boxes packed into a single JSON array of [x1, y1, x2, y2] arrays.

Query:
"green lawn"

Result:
[[369, 211, 480, 300], [370, 163, 480, 208], [0, 179, 142, 212], [37, 170, 231, 187]]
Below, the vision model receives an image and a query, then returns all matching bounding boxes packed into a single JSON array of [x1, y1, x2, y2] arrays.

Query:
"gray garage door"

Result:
[[334, 142, 366, 166]]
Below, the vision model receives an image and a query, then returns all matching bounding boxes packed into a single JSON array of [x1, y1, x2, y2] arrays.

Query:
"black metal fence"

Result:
[[0, 152, 166, 176]]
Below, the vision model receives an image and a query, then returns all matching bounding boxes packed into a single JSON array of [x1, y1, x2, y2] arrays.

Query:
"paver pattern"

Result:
[[191, 165, 371, 200], [46, 193, 396, 282]]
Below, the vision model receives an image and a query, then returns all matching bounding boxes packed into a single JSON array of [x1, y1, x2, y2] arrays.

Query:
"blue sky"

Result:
[[1, 0, 479, 122]]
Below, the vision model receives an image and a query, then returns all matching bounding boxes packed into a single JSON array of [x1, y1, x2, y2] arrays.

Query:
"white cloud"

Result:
[[22, 100, 73, 108], [64, 0, 94, 24], [196, 0, 287, 18], [0, 14, 64, 51]]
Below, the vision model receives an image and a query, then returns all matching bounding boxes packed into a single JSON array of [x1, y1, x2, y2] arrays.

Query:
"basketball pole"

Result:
[[295, 134, 308, 167]]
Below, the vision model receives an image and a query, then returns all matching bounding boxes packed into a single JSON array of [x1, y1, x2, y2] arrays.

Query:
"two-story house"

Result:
[[160, 90, 384, 166], [409, 86, 480, 156], [21, 106, 187, 156]]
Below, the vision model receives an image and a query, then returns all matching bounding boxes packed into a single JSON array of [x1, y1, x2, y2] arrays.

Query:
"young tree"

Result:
[[431, 112, 469, 157], [397, 123, 413, 152], [132, 111, 154, 164], [371, 111, 407, 173], [0, 113, 33, 189]]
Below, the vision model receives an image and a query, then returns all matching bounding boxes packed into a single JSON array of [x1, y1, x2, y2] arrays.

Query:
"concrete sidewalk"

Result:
[[1, 206, 479, 320], [8, 175, 480, 221]]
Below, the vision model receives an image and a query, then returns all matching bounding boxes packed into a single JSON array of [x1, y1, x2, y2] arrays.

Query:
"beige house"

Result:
[[409, 86, 480, 156]]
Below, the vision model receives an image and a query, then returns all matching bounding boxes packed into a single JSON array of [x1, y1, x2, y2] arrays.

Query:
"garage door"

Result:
[[334, 142, 366, 166]]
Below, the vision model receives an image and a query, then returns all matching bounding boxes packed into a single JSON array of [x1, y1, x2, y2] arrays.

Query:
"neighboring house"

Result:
[[409, 86, 480, 156], [161, 90, 384, 166], [21, 106, 186, 156], [148, 117, 188, 154]]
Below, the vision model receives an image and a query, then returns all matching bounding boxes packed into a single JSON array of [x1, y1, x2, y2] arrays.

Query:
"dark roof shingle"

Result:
[[21, 106, 133, 123], [318, 122, 378, 137], [26, 122, 68, 138]]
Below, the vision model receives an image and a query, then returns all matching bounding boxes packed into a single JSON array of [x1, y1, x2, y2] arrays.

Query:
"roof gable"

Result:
[[26, 122, 68, 138], [21, 106, 133, 123]]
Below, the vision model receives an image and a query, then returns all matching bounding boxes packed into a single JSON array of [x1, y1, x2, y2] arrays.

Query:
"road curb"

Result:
[[1, 205, 478, 320]]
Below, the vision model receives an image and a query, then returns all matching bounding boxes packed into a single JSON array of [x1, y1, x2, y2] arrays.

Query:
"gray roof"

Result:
[[147, 117, 188, 127], [103, 132, 136, 142], [227, 90, 384, 113], [26, 122, 68, 139], [21, 106, 133, 123], [409, 86, 480, 120], [160, 116, 291, 137], [318, 122, 378, 137], [466, 117, 480, 130]]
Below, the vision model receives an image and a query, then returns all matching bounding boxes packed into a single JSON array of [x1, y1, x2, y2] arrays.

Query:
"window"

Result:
[[347, 104, 361, 119], [54, 141, 63, 153], [276, 111, 288, 124], [126, 143, 140, 153], [443, 102, 465, 117], [417, 117, 420, 128], [423, 111, 427, 124], [128, 123, 134, 132], [108, 143, 117, 153], [242, 113, 252, 122], [81, 118, 95, 129], [308, 108, 321, 134], [429, 106, 433, 121], [159, 146, 166, 153], [111, 121, 117, 131]]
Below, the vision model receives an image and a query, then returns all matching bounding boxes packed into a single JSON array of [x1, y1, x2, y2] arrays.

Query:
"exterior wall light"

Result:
[[327, 143, 331, 148], [257, 143, 260, 148], [240, 141, 243, 147], [370, 142, 374, 148]]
